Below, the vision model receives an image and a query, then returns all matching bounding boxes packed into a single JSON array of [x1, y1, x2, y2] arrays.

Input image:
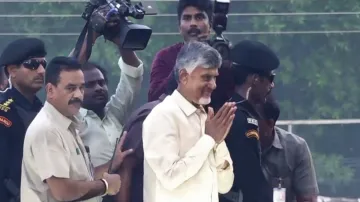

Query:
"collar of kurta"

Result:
[[171, 90, 205, 117]]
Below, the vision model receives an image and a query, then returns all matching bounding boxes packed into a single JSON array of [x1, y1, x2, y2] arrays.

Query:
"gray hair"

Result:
[[174, 41, 222, 82]]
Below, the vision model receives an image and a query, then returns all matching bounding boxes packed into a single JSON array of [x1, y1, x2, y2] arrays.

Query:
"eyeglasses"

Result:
[[22, 59, 47, 70]]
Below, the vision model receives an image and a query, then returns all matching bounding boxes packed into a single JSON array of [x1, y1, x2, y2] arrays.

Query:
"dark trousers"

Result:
[[102, 195, 115, 202], [219, 194, 236, 202]]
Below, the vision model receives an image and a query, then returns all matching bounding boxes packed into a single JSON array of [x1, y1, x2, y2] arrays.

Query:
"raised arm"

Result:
[[105, 40, 144, 125], [105, 56, 143, 125], [68, 31, 100, 64]]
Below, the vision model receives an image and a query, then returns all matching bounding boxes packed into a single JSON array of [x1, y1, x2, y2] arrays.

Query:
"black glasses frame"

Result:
[[22, 59, 47, 70]]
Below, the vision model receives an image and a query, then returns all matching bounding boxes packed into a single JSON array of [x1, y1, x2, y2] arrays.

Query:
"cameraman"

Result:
[[70, 19, 143, 202], [148, 0, 234, 110]]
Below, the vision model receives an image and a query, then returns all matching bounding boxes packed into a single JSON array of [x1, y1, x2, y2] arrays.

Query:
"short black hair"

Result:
[[177, 0, 213, 23], [45, 56, 82, 86], [82, 61, 108, 83], [262, 96, 280, 122]]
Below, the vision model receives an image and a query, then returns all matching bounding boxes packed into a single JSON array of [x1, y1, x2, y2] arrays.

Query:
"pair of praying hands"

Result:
[[205, 102, 237, 143]]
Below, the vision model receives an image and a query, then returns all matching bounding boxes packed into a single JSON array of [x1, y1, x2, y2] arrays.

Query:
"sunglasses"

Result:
[[259, 72, 275, 83], [22, 59, 47, 70], [267, 73, 275, 83]]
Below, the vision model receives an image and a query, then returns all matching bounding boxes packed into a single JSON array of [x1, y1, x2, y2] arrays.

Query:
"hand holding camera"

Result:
[[82, 0, 153, 50]]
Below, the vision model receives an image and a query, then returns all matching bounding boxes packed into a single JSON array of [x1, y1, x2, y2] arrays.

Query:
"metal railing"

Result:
[[0, 0, 287, 2], [276, 119, 360, 201], [276, 119, 360, 133], [317, 196, 360, 202], [2, 12, 360, 17]]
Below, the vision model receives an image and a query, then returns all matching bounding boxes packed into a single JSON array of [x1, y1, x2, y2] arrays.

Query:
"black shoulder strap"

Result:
[[72, 21, 94, 61]]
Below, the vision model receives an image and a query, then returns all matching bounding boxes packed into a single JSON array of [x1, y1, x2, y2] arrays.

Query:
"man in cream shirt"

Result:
[[21, 57, 122, 202], [143, 41, 236, 202]]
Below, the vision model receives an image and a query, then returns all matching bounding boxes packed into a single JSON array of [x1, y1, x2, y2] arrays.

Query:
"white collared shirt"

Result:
[[142, 90, 234, 202], [77, 57, 143, 166]]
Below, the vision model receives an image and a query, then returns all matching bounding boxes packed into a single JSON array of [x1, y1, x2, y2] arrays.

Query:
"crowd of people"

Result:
[[0, 0, 319, 202]]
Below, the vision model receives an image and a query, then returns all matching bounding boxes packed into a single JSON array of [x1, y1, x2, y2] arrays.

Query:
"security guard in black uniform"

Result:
[[0, 38, 47, 202], [220, 40, 280, 202]]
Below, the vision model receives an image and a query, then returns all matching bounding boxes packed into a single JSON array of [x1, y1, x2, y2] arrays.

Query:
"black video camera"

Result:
[[207, 0, 231, 60], [82, 0, 153, 50]]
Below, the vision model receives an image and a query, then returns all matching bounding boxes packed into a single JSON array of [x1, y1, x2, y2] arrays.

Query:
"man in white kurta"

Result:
[[142, 41, 234, 202]]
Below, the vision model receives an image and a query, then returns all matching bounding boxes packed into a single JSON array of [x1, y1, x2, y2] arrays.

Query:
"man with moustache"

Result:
[[143, 41, 235, 202], [21, 56, 132, 202], [220, 40, 279, 202], [148, 0, 234, 110], [0, 37, 47, 202]]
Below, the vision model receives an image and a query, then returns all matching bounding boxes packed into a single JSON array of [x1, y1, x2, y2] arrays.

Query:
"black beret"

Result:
[[0, 37, 47, 69], [230, 40, 279, 73]]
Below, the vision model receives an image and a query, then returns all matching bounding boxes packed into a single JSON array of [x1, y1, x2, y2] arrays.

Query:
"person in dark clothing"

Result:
[[0, 37, 47, 202], [148, 0, 234, 110], [258, 97, 319, 202], [115, 74, 178, 202], [220, 40, 280, 202]]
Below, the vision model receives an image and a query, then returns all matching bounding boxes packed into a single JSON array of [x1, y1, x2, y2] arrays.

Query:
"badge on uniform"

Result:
[[0, 98, 13, 112], [247, 118, 258, 126], [0, 116, 12, 127], [245, 129, 259, 140]]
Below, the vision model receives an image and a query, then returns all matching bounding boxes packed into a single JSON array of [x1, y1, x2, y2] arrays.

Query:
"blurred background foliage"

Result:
[[1, 0, 360, 197]]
